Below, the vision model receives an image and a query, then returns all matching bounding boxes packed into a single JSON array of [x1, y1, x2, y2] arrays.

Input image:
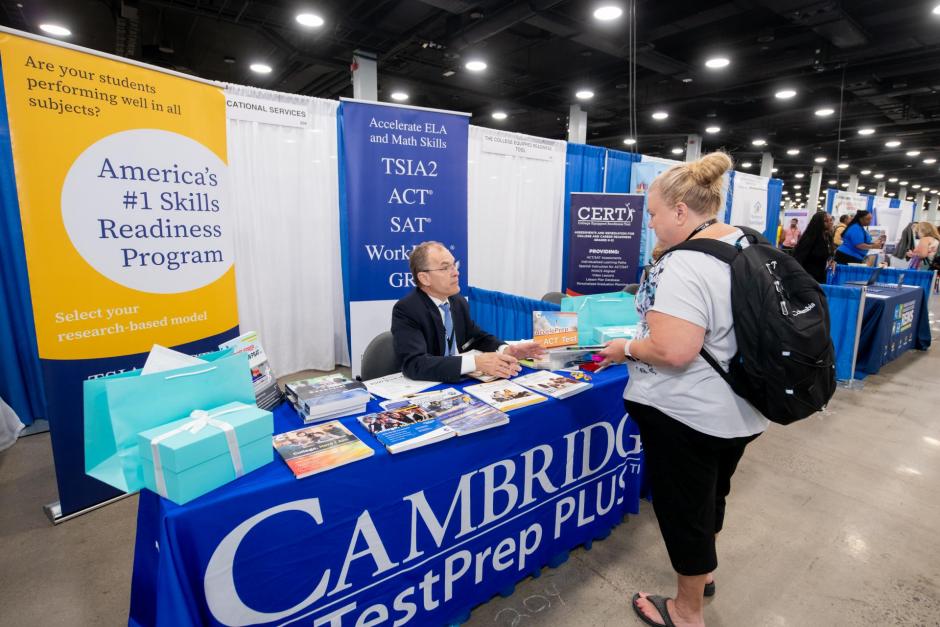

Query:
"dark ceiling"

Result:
[[4, 0, 940, 201]]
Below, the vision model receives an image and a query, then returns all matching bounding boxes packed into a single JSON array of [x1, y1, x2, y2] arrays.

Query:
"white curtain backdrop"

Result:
[[467, 126, 567, 299], [225, 84, 349, 374], [0, 396, 24, 452]]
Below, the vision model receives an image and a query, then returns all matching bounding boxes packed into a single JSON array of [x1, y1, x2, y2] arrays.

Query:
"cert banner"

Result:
[[338, 100, 469, 375], [566, 193, 644, 296], [0, 31, 237, 515]]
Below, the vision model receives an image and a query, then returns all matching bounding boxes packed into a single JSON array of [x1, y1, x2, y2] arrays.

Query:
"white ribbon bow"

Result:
[[150, 405, 249, 499]]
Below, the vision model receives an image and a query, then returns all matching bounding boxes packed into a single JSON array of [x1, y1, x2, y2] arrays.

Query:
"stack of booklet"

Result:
[[273, 421, 374, 479], [358, 387, 511, 454], [513, 370, 592, 399], [285, 375, 370, 423], [219, 331, 283, 410]]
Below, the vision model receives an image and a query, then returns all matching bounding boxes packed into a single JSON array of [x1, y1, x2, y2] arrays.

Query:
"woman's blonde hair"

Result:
[[650, 151, 733, 218], [916, 221, 940, 240]]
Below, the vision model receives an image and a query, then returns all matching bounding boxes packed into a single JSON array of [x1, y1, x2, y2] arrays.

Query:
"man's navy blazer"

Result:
[[391, 289, 502, 382]]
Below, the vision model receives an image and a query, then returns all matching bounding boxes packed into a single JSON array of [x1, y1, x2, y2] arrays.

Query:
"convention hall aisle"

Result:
[[1, 305, 938, 627]]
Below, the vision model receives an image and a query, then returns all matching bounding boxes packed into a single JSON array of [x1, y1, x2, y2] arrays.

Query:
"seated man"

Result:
[[392, 241, 546, 382]]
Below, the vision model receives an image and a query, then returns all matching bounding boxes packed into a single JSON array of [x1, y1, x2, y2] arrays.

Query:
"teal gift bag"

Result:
[[83, 349, 256, 493], [562, 291, 640, 345]]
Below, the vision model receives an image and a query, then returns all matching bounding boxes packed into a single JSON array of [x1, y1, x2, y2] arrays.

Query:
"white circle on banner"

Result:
[[61, 129, 231, 294]]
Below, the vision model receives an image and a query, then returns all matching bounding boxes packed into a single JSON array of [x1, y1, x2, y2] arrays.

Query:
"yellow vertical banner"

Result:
[[0, 30, 238, 514]]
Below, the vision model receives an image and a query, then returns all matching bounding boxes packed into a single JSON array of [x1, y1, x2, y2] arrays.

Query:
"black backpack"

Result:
[[666, 227, 836, 424]]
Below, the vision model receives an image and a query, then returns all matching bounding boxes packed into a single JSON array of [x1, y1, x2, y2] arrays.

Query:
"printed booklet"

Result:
[[463, 380, 547, 412], [357, 405, 455, 454], [219, 331, 283, 410], [285, 374, 370, 422], [403, 388, 509, 435], [513, 370, 592, 400], [532, 311, 579, 348], [273, 421, 374, 479]]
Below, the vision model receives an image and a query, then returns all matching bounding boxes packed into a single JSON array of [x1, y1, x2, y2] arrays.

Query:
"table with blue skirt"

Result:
[[128, 367, 642, 627], [855, 285, 931, 377]]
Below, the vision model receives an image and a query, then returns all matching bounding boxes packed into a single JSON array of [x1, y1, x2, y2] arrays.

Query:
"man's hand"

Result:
[[474, 352, 522, 379], [595, 339, 628, 368], [505, 341, 548, 360]]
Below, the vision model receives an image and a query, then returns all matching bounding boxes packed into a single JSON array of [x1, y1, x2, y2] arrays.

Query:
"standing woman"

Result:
[[792, 212, 834, 282], [833, 210, 883, 265], [906, 221, 940, 269], [597, 151, 768, 627]]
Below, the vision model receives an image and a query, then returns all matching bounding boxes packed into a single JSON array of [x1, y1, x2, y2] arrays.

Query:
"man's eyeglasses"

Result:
[[421, 260, 461, 274]]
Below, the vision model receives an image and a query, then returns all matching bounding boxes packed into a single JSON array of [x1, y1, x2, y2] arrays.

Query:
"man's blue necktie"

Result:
[[440, 302, 455, 356]]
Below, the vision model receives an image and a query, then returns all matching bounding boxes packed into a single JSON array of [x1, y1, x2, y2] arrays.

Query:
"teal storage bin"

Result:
[[561, 292, 640, 346], [137, 402, 273, 505]]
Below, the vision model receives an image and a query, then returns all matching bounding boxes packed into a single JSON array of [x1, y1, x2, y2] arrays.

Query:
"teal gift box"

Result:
[[137, 401, 273, 505]]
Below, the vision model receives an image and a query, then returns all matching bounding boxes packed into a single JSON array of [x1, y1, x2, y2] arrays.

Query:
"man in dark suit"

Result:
[[392, 241, 546, 382]]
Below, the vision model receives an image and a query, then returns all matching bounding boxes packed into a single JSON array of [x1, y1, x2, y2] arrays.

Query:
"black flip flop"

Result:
[[631, 593, 677, 627], [704, 581, 716, 597]]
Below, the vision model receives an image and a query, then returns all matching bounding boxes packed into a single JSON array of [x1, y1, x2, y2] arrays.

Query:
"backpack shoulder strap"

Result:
[[665, 238, 739, 264]]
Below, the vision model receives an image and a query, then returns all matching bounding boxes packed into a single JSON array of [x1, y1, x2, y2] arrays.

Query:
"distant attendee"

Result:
[[891, 221, 917, 268], [906, 222, 940, 270], [832, 214, 850, 246], [792, 212, 833, 283], [834, 210, 884, 264], [391, 241, 545, 382], [780, 218, 801, 253]]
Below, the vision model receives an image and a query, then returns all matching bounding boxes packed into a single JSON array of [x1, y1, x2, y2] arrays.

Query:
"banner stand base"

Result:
[[839, 379, 865, 391], [43, 492, 135, 526]]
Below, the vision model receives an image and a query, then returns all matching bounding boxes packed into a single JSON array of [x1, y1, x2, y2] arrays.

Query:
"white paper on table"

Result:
[[363, 372, 438, 400], [141, 344, 207, 376]]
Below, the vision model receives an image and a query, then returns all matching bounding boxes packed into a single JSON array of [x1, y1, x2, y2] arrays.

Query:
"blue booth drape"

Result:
[[820, 284, 864, 381], [0, 63, 46, 426], [829, 265, 935, 303], [467, 286, 560, 342], [765, 178, 783, 244]]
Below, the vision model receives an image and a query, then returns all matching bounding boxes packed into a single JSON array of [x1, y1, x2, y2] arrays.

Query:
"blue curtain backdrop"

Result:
[[467, 286, 560, 341], [820, 284, 864, 381], [604, 148, 640, 193], [0, 59, 46, 426]]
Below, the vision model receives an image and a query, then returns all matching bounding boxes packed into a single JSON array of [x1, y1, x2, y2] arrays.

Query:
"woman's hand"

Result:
[[595, 339, 628, 368]]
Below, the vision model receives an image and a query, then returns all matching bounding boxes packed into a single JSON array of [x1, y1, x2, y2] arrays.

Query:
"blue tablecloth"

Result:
[[128, 367, 641, 627], [855, 286, 931, 377]]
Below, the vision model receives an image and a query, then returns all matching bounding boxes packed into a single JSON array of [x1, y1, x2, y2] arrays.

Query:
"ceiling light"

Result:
[[795, 192, 802, 196], [465, 60, 487, 72], [786, 148, 800, 155], [575, 89, 594, 100], [885, 140, 901, 148], [828, 179, 837, 185], [888, 193, 895, 197], [295, 13, 325, 27], [249, 63, 272, 74], [906, 150, 921, 157], [782, 190, 789, 194], [752, 138, 767, 146], [705, 57, 730, 69], [861, 169, 871, 175], [858, 127, 875, 135], [874, 173, 884, 179], [775, 88, 797, 99], [841, 182, 849, 187], [491, 111, 508, 120], [900, 180, 909, 185], [593, 5, 623, 21], [889, 177, 898, 182], [868, 187, 877, 192], [390, 91, 409, 101], [913, 184, 922, 189], [795, 172, 805, 178], [838, 163, 849, 169], [814, 156, 827, 163], [705, 126, 721, 134], [794, 184, 802, 189], [651, 111, 669, 120], [923, 158, 937, 164], [934, 4, 940, 15], [815, 107, 835, 117], [772, 167, 778, 173], [671, 147, 684, 155], [623, 137, 636, 145], [39, 24, 71, 37], [741, 161, 753, 168]]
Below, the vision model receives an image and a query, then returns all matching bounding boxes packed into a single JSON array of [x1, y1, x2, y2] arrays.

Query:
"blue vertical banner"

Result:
[[566, 193, 644, 296], [338, 100, 470, 375]]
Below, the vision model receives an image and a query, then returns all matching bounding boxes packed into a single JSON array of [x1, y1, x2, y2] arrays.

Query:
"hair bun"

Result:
[[689, 151, 733, 186]]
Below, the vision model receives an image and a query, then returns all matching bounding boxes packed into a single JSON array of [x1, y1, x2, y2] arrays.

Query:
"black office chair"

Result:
[[540, 291, 564, 305], [360, 331, 398, 380]]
